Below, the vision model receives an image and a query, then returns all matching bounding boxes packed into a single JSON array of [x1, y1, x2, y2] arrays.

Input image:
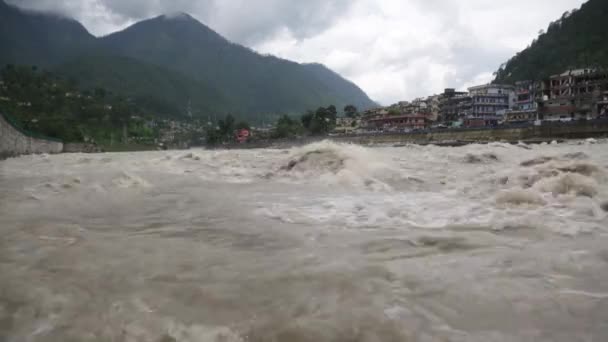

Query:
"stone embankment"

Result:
[[333, 120, 608, 145], [0, 112, 63, 159]]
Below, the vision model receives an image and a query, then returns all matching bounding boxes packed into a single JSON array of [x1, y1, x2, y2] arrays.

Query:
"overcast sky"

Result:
[[9, 0, 587, 105]]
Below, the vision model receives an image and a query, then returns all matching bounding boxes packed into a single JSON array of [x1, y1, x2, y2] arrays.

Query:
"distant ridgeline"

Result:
[[0, 0, 376, 124], [494, 0, 608, 83]]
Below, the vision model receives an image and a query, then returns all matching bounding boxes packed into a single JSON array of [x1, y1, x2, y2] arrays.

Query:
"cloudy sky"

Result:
[[9, 0, 587, 105]]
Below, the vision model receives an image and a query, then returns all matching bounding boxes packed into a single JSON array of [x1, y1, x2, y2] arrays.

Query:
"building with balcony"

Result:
[[363, 114, 429, 131], [468, 84, 515, 118], [514, 80, 537, 111], [502, 81, 539, 125]]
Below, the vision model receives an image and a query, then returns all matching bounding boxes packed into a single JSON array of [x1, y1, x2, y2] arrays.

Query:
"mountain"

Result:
[[0, 2, 376, 120], [55, 55, 234, 118], [99, 13, 376, 115], [494, 0, 608, 83], [0, 0, 96, 67]]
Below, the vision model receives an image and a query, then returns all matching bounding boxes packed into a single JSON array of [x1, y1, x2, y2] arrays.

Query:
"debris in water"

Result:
[[521, 156, 554, 167], [517, 142, 532, 150], [496, 189, 546, 206], [463, 153, 499, 164], [180, 153, 194, 159]]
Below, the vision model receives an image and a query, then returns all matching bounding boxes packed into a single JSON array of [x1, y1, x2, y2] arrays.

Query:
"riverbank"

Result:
[[210, 120, 608, 150], [333, 119, 608, 146], [4, 119, 608, 158]]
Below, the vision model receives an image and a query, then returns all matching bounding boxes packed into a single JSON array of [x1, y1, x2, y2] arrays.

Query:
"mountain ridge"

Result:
[[0, 0, 96, 67], [0, 1, 376, 120]]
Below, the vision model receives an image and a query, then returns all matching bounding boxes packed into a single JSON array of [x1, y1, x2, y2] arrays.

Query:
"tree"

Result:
[[218, 114, 235, 138], [301, 111, 314, 130], [235, 121, 250, 130], [273, 114, 302, 138], [344, 105, 358, 118], [307, 105, 337, 135], [205, 125, 221, 145]]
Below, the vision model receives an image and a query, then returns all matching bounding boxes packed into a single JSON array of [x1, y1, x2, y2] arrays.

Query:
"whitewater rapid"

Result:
[[1, 140, 608, 341]]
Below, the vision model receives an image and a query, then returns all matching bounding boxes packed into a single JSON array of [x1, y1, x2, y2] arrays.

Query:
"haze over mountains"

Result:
[[0, 0, 376, 121]]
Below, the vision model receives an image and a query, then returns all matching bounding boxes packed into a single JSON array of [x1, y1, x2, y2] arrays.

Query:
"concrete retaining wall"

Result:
[[0, 112, 63, 158], [333, 121, 608, 145]]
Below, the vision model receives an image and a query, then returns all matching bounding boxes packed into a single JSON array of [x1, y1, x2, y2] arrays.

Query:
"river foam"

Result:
[[1, 139, 608, 341]]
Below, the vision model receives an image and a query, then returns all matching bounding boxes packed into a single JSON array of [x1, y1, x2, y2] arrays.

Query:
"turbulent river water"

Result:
[[1, 140, 608, 341]]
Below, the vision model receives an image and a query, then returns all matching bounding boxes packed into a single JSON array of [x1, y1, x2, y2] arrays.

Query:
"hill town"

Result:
[[341, 68, 608, 135]]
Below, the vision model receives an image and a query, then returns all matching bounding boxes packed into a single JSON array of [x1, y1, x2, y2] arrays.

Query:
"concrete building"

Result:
[[364, 114, 429, 132], [468, 84, 515, 118], [426, 95, 441, 122], [537, 69, 608, 121], [503, 81, 539, 125], [334, 117, 359, 134], [514, 80, 537, 111], [503, 111, 537, 125], [439, 88, 470, 124], [361, 108, 389, 120]]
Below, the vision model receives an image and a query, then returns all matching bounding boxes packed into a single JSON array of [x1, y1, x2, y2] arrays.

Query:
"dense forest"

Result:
[[494, 0, 608, 83], [0, 65, 157, 144]]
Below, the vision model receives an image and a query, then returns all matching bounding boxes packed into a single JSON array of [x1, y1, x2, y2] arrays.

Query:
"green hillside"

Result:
[[0, 65, 157, 144], [99, 13, 376, 116], [56, 55, 236, 119], [494, 0, 608, 83]]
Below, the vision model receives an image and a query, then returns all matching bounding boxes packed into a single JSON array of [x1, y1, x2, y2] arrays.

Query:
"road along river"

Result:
[[1, 140, 608, 341]]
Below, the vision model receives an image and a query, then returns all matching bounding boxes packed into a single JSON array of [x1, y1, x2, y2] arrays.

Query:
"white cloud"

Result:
[[8, 0, 588, 104], [252, 0, 587, 105]]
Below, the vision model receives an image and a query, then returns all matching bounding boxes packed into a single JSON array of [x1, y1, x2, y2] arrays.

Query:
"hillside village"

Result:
[[339, 68, 608, 134]]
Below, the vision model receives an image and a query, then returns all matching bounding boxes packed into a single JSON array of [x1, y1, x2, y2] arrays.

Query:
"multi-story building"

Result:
[[468, 84, 515, 118], [425, 95, 441, 122], [514, 80, 537, 111], [438, 88, 470, 124], [334, 116, 359, 134], [363, 114, 429, 131], [361, 107, 389, 121], [503, 81, 539, 125], [537, 69, 608, 121]]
